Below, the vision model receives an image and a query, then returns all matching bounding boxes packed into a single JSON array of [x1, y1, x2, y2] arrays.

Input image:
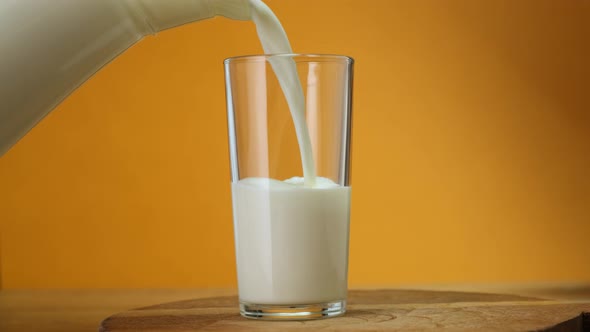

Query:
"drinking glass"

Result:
[[224, 54, 354, 320]]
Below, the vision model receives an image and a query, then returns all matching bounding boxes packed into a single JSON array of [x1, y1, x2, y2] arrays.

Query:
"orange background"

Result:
[[0, 0, 589, 289]]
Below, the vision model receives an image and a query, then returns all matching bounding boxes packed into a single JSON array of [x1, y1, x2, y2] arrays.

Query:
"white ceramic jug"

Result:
[[0, 0, 253, 156]]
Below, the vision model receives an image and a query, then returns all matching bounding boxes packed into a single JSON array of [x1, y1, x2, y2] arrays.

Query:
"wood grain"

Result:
[[100, 289, 590, 331]]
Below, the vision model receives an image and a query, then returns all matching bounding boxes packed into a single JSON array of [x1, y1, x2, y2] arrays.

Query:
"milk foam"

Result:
[[239, 176, 339, 189]]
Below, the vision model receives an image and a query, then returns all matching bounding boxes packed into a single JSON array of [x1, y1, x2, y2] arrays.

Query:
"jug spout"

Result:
[[135, 0, 251, 33]]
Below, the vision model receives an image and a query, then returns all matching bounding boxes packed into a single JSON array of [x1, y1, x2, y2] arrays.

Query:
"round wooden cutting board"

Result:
[[100, 289, 590, 331]]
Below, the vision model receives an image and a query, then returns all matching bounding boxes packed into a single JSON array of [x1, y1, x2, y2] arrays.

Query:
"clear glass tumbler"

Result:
[[224, 54, 354, 320]]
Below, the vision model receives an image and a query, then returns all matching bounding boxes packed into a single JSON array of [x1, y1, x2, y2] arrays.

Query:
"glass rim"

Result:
[[224, 54, 354, 65]]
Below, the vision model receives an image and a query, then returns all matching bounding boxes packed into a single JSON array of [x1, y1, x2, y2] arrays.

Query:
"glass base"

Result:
[[240, 300, 346, 320]]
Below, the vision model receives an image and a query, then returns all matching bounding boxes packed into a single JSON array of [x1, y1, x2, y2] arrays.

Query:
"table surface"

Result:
[[1, 285, 589, 332]]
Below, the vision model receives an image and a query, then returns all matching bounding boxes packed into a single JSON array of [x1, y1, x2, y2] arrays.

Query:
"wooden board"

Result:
[[99, 289, 590, 331]]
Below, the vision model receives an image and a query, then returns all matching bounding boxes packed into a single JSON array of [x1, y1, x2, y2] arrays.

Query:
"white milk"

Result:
[[232, 177, 350, 304], [230, 1, 351, 305]]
